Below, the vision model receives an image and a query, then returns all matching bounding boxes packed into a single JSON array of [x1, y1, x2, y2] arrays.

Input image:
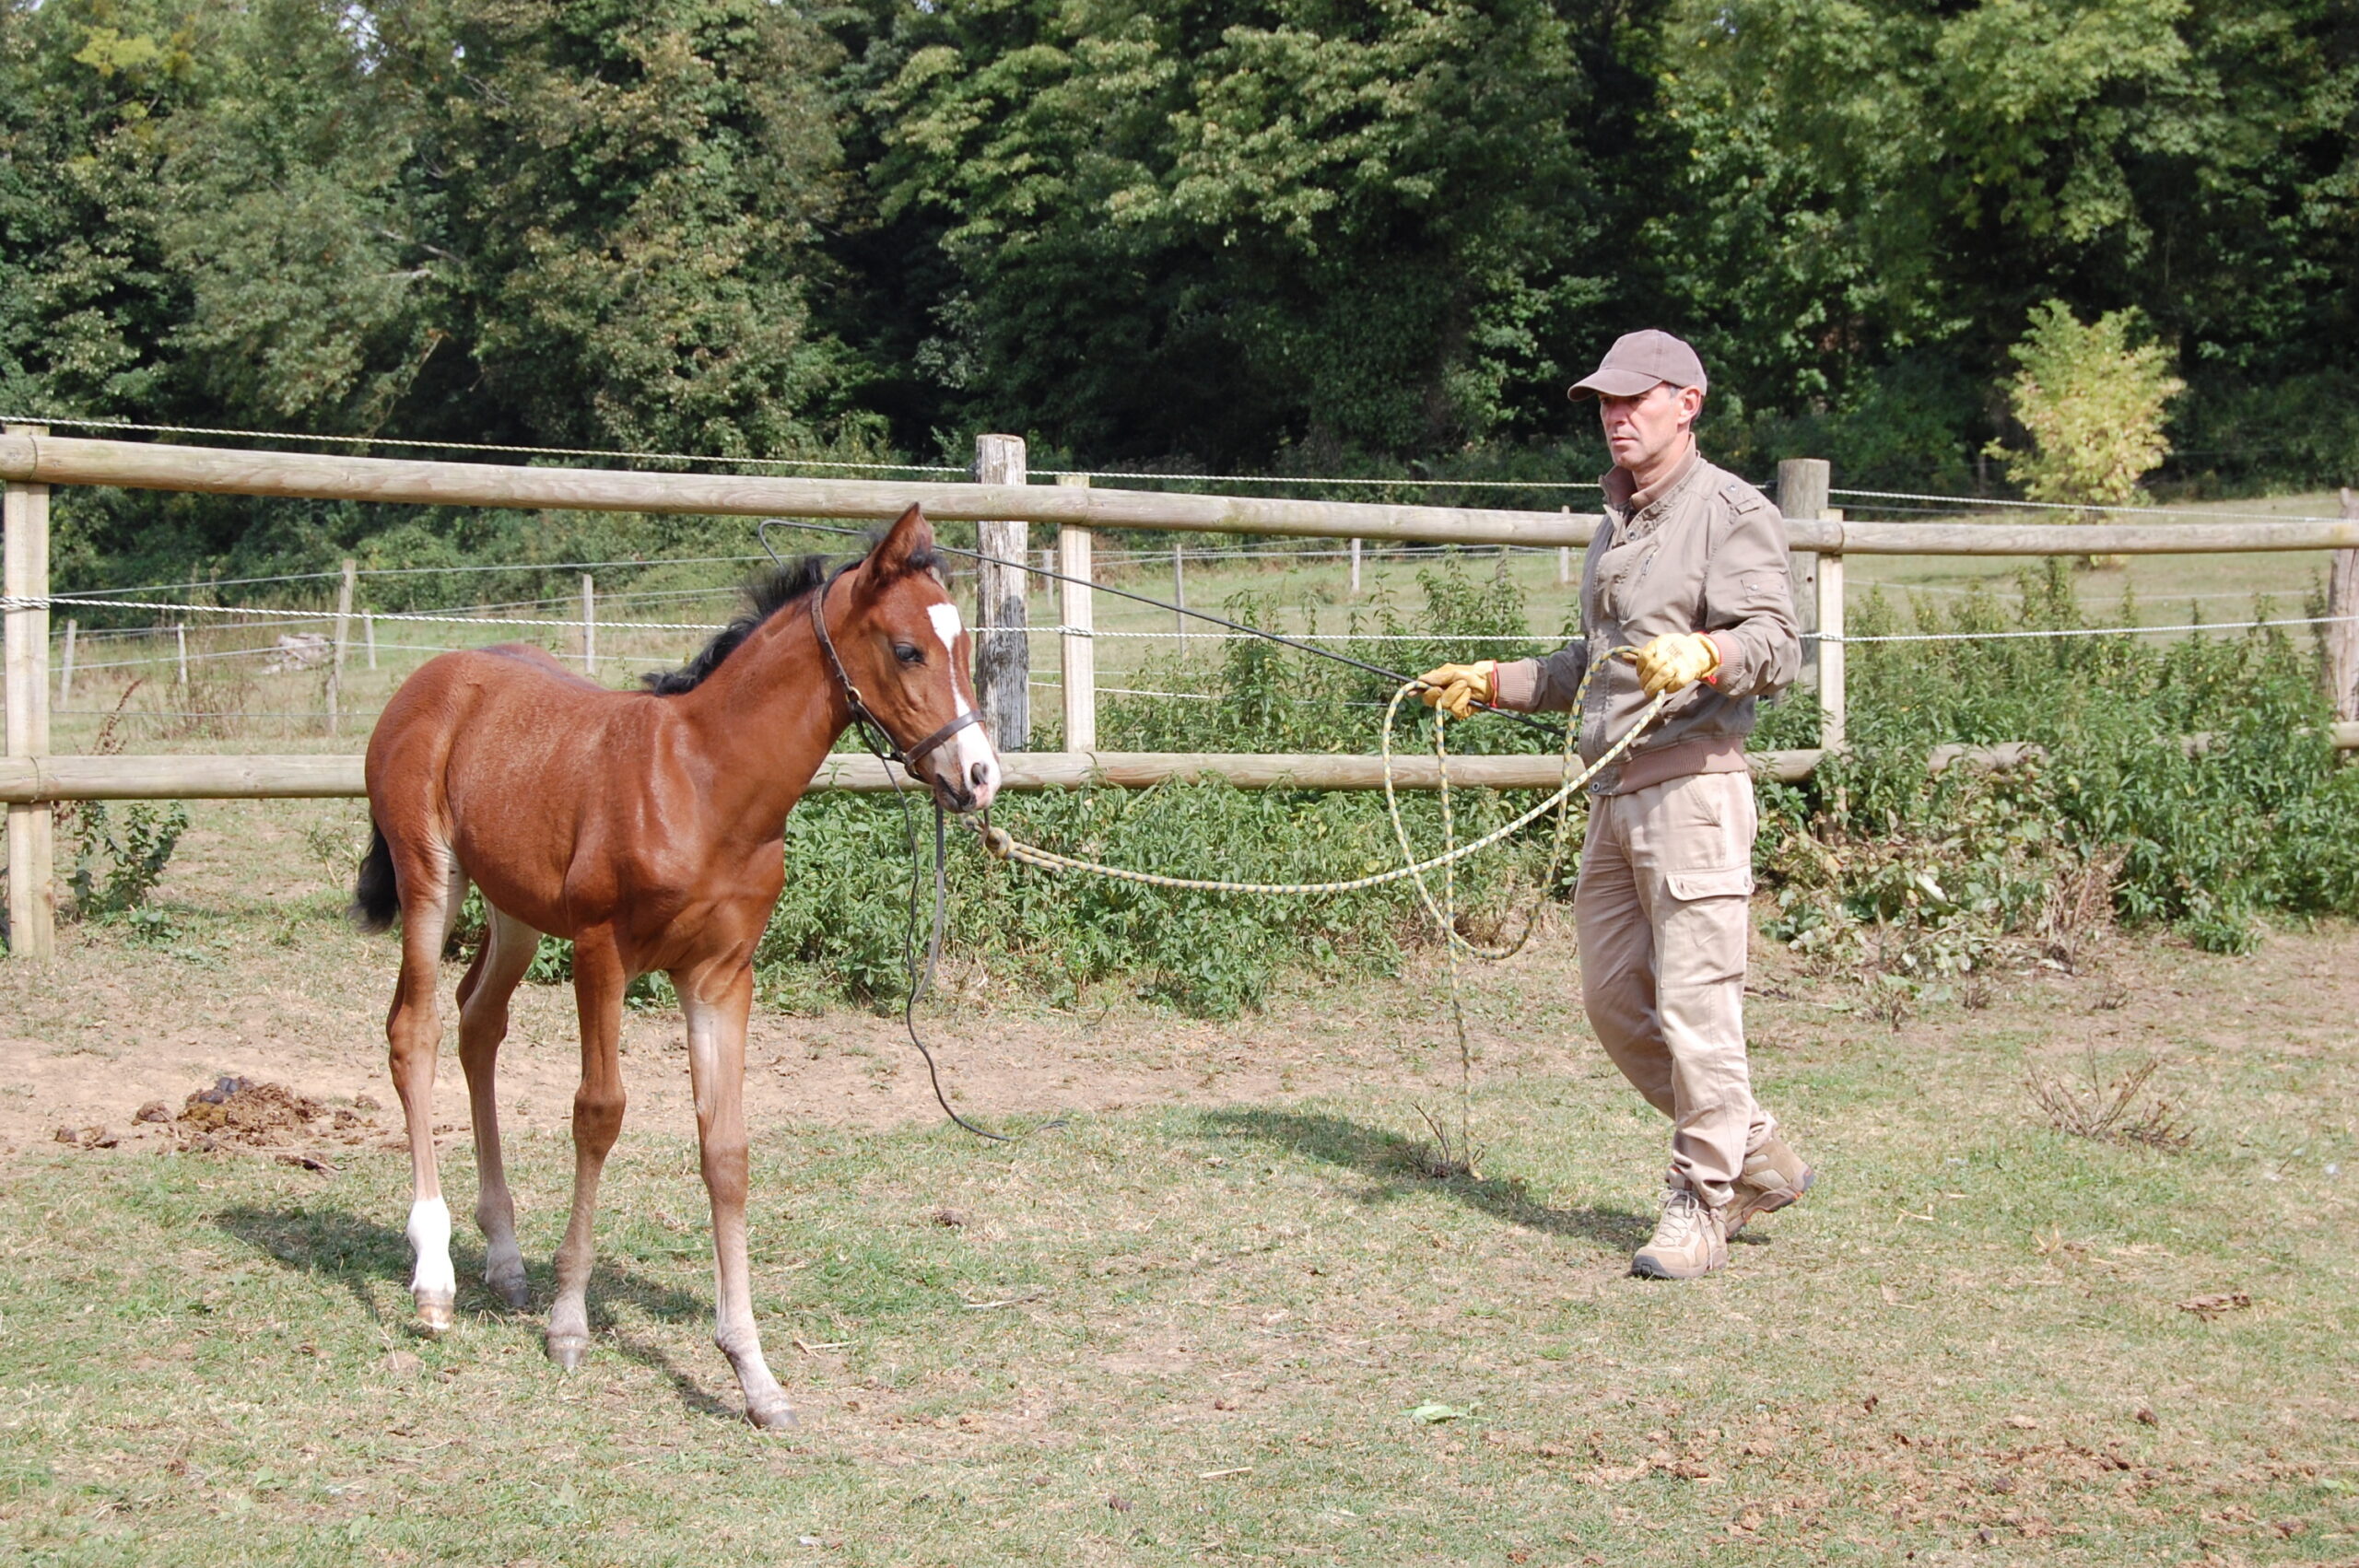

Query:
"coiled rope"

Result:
[[756, 516, 1675, 1163], [973, 662, 1662, 896], [974, 653, 1670, 1176]]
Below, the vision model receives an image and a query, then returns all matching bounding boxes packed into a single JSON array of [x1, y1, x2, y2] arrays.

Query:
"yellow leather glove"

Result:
[[1632, 632, 1720, 696], [1416, 660, 1496, 720]]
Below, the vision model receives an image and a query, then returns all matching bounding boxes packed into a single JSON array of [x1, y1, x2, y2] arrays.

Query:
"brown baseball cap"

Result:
[[1567, 329, 1708, 400]]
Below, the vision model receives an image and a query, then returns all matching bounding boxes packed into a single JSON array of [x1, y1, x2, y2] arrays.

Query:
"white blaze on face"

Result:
[[925, 601, 1001, 807]]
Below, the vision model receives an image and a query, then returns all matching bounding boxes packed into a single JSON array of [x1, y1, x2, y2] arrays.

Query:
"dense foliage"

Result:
[[1759, 565, 2359, 979], [2, 0, 2352, 587], [761, 558, 1577, 1015], [745, 554, 2359, 1015]]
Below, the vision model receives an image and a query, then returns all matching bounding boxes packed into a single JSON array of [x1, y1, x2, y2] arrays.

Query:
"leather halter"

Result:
[[808, 559, 985, 778]]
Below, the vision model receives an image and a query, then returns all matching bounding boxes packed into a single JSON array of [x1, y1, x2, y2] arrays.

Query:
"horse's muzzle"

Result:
[[929, 755, 998, 815]]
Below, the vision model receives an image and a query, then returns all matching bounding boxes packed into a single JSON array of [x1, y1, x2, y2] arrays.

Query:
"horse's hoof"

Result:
[[414, 1291, 458, 1335], [485, 1265, 530, 1311], [546, 1331, 591, 1370], [745, 1395, 799, 1431]]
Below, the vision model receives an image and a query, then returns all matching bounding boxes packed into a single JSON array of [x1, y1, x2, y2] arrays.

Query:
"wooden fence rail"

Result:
[[7, 432, 2359, 556], [6, 427, 2358, 959], [4, 729, 2353, 805]]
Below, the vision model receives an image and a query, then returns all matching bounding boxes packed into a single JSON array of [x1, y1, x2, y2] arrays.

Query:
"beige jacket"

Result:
[[1494, 447, 1800, 794]]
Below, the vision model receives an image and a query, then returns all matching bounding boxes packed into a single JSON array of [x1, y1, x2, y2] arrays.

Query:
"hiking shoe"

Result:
[[1631, 1187, 1727, 1280], [1725, 1136, 1815, 1238]]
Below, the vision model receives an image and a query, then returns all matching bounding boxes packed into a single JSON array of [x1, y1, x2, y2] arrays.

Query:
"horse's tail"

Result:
[[351, 820, 399, 934]]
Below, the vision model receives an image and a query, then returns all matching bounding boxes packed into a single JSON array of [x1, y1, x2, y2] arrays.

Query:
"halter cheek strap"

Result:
[[809, 561, 985, 775]]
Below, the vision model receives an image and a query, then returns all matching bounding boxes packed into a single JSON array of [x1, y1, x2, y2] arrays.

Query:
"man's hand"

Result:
[[1632, 633, 1719, 696], [1416, 661, 1496, 720]]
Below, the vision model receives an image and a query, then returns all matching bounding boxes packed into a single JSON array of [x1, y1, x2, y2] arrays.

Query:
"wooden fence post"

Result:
[[2331, 488, 2359, 723], [327, 557, 355, 734], [1349, 537, 1362, 595], [59, 619, 75, 706], [972, 434, 1029, 750], [4, 421, 53, 957], [175, 625, 187, 685], [1778, 458, 1827, 689], [1172, 543, 1187, 644], [364, 613, 376, 671], [581, 573, 597, 677], [1055, 474, 1096, 752], [1558, 508, 1573, 587], [1818, 527, 1846, 752]]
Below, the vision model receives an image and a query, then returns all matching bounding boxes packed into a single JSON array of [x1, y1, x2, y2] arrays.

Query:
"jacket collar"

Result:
[[1601, 443, 1704, 517]]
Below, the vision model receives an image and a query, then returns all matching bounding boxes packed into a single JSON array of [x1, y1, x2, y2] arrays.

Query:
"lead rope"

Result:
[[974, 652, 1660, 898], [973, 651, 1665, 1172], [1397, 659, 1625, 1175], [770, 521, 1660, 1153], [877, 749, 1062, 1144]]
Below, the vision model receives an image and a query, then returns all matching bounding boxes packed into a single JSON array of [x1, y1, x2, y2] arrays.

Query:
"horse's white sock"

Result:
[[406, 1198, 456, 1296]]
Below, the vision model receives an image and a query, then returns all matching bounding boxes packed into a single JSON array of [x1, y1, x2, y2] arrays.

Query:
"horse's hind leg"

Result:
[[679, 961, 793, 1428], [546, 926, 628, 1370], [457, 905, 541, 1310], [386, 843, 468, 1333]]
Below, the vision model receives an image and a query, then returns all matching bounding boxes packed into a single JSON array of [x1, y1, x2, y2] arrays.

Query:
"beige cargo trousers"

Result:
[[1489, 449, 1800, 1210], [1574, 770, 1773, 1207]]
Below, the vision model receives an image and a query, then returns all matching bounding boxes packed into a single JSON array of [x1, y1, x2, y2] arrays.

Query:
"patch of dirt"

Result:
[[0, 790, 2353, 1168]]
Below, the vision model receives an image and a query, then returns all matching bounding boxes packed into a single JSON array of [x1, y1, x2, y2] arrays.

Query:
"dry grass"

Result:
[[2025, 1047, 2196, 1151]]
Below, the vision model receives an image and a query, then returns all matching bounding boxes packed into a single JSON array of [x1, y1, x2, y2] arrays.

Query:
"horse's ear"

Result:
[[866, 504, 935, 582]]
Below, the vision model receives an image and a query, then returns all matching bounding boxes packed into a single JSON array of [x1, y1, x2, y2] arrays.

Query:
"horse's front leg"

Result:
[[678, 960, 793, 1429]]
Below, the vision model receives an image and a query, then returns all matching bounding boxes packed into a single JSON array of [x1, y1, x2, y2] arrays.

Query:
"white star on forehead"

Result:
[[928, 603, 962, 655]]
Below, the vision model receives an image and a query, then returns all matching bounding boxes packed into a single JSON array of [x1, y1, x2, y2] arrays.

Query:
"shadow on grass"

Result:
[[1201, 1108, 1652, 1256], [214, 1204, 737, 1420]]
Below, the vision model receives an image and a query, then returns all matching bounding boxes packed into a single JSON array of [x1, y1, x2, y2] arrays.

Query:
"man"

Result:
[[1418, 329, 1813, 1280]]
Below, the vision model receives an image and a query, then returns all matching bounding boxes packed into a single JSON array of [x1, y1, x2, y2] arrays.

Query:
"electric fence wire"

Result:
[[1829, 486, 2356, 526], [0, 415, 963, 474], [17, 598, 2354, 667]]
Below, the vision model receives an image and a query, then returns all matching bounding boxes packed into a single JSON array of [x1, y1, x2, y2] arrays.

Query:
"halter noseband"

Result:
[[809, 559, 985, 777]]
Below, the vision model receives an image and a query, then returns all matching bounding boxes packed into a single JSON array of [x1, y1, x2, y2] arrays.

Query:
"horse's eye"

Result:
[[894, 643, 924, 666]]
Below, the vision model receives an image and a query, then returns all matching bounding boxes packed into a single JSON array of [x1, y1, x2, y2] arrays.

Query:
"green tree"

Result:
[[0, 0, 207, 420], [371, 0, 855, 457], [1658, 0, 2357, 488], [847, 0, 1622, 465], [1988, 299, 2184, 518], [158, 0, 446, 435]]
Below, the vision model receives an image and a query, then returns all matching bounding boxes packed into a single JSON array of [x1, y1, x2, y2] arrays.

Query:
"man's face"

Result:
[[1596, 381, 1703, 473]]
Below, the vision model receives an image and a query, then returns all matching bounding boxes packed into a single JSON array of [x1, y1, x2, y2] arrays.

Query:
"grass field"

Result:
[[0, 787, 2354, 1565]]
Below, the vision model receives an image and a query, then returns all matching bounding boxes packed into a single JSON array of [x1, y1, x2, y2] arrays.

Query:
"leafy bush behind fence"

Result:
[[746, 554, 2359, 1016]]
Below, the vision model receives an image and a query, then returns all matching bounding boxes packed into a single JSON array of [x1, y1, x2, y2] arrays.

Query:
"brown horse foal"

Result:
[[353, 506, 997, 1427]]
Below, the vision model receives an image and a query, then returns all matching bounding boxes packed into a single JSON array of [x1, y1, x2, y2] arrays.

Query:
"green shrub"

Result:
[[754, 552, 1579, 1017], [1766, 561, 2359, 972], [61, 801, 190, 923], [1986, 301, 2185, 519]]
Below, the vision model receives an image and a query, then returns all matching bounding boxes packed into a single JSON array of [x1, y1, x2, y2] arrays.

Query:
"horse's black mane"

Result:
[[641, 537, 941, 696]]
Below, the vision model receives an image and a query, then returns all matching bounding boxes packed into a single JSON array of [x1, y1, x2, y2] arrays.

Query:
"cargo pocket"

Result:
[[1660, 864, 1755, 986], [1665, 865, 1754, 901]]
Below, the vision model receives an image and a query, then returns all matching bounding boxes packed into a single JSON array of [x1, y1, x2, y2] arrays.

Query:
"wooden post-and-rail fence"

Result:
[[4, 421, 52, 957], [6, 427, 2359, 959]]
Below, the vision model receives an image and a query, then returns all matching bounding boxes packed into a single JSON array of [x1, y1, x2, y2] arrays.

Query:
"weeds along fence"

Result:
[[3, 424, 2358, 963]]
